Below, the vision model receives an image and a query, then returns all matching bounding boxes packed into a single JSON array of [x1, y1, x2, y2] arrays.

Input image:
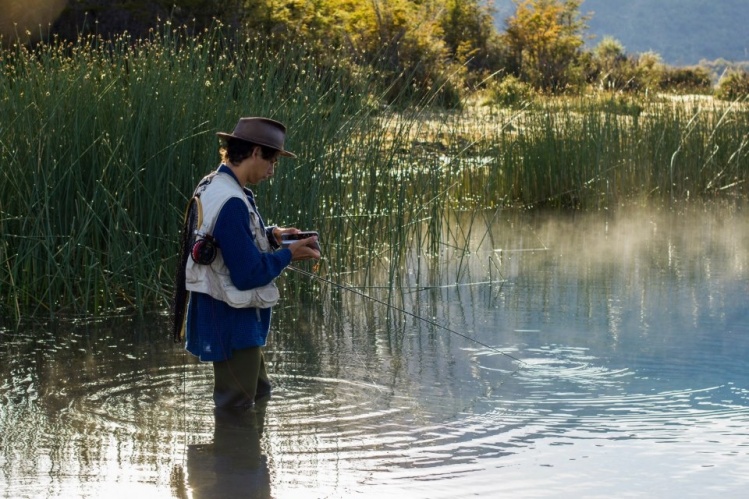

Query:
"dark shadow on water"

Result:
[[185, 400, 271, 499]]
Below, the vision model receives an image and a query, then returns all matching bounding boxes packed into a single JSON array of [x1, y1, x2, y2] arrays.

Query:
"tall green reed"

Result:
[[0, 24, 376, 319], [1, 24, 747, 321], [445, 95, 748, 210]]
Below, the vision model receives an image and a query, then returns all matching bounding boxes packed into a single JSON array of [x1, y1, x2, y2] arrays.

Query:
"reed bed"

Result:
[[1, 26, 747, 321]]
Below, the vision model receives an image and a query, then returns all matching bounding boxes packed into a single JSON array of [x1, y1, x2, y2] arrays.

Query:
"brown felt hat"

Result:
[[217, 117, 296, 158]]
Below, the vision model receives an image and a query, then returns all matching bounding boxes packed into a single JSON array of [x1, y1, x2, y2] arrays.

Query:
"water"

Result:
[[2, 206, 748, 498]]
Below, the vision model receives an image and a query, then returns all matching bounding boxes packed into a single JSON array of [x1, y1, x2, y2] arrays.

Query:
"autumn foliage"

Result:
[[39, 0, 748, 105]]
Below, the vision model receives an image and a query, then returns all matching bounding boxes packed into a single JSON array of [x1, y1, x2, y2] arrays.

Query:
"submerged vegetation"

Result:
[[0, 18, 748, 321]]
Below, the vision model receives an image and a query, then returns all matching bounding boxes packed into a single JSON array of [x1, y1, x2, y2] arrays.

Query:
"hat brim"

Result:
[[216, 132, 297, 158]]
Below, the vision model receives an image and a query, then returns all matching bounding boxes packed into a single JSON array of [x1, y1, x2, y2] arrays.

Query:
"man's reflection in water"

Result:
[[186, 400, 271, 498]]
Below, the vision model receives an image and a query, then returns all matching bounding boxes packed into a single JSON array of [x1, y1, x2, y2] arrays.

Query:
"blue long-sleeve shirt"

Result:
[[185, 165, 292, 361]]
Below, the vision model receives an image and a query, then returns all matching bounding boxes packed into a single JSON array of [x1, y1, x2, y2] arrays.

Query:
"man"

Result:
[[173, 117, 320, 410]]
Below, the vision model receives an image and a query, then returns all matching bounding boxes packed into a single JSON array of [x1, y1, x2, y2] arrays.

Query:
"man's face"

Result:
[[245, 148, 279, 185]]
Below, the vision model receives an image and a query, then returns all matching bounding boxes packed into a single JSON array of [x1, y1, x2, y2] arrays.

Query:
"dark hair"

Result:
[[220, 138, 278, 165]]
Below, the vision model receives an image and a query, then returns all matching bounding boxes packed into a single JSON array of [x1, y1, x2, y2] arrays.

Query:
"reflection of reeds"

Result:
[[1, 27, 747, 319]]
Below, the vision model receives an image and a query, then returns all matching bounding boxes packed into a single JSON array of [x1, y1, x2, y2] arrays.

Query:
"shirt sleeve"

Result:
[[213, 197, 292, 290]]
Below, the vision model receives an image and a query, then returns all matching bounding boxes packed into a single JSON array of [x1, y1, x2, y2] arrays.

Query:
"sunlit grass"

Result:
[[1, 25, 747, 320]]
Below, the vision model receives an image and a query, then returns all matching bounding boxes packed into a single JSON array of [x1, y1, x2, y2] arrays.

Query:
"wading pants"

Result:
[[212, 346, 271, 409]]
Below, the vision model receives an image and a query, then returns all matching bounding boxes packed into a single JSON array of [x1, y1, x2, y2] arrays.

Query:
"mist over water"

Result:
[[2, 205, 748, 498]]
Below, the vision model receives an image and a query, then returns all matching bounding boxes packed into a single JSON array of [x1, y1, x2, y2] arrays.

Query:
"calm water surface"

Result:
[[1, 206, 748, 498]]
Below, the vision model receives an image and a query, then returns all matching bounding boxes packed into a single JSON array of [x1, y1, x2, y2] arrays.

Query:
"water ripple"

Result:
[[50, 356, 749, 481]]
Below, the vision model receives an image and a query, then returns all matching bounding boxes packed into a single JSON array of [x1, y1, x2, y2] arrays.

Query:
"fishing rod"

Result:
[[288, 265, 526, 366]]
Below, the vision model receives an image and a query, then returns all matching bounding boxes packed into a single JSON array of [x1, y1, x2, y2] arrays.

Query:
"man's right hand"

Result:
[[288, 236, 320, 261]]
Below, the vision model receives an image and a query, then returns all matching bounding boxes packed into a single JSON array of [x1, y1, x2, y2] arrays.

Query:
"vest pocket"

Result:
[[221, 277, 280, 309]]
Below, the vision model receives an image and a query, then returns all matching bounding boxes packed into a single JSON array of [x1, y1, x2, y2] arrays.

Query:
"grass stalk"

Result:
[[0, 26, 747, 321]]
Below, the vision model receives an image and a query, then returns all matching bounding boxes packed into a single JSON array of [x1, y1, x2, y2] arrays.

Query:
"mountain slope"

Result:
[[492, 0, 749, 65]]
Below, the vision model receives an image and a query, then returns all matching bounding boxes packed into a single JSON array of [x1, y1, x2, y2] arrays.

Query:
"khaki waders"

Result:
[[212, 346, 272, 409]]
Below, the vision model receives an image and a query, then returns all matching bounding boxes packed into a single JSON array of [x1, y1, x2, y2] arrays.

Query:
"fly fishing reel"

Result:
[[191, 231, 218, 265]]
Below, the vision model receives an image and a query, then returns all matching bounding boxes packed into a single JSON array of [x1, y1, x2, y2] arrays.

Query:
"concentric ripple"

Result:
[[41, 343, 747, 494]]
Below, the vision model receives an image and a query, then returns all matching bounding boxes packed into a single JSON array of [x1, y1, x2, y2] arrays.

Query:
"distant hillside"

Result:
[[492, 0, 749, 66]]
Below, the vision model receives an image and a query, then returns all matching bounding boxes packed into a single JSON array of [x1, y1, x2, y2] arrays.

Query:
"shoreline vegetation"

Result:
[[1, 8, 748, 322]]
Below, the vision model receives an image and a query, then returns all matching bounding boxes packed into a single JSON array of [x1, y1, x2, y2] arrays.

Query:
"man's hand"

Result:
[[288, 236, 320, 261], [272, 226, 300, 245]]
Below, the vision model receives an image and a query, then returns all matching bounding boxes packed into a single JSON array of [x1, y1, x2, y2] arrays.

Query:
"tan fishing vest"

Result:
[[184, 171, 280, 308]]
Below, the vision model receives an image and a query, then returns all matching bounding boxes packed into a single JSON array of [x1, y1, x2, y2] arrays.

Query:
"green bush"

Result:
[[657, 66, 713, 94], [634, 51, 666, 92], [484, 75, 535, 108], [586, 37, 640, 92], [716, 70, 749, 101]]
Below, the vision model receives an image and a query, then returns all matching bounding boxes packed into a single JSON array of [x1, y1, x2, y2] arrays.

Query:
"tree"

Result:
[[241, 0, 355, 48], [588, 36, 639, 91], [335, 0, 456, 104], [503, 0, 589, 92], [439, 0, 504, 75]]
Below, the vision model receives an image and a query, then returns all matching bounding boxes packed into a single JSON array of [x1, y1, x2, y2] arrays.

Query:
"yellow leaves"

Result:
[[503, 0, 587, 91], [508, 1, 558, 44], [455, 40, 479, 65]]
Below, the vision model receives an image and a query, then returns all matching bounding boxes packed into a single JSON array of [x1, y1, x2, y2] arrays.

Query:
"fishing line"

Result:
[[288, 265, 526, 366]]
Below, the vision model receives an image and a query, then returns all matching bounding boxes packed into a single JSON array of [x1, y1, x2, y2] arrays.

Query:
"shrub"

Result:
[[584, 40, 668, 94], [589, 37, 632, 91], [657, 66, 713, 94], [635, 51, 665, 91], [716, 70, 749, 101], [484, 75, 535, 108]]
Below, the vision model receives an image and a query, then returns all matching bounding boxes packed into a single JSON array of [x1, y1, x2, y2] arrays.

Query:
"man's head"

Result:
[[220, 138, 278, 167], [217, 117, 296, 162], [217, 117, 296, 185]]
